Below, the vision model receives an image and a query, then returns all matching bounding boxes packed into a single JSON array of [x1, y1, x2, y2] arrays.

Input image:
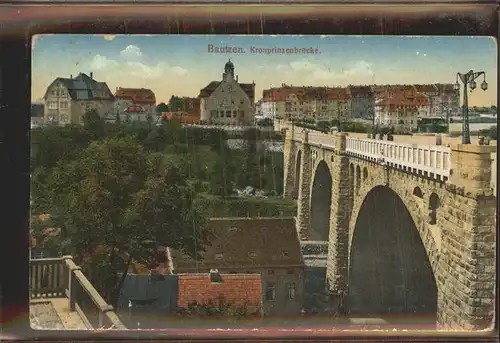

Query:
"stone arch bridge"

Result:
[[283, 126, 496, 330]]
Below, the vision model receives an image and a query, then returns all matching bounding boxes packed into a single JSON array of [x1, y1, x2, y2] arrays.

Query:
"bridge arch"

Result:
[[348, 185, 438, 322], [293, 149, 302, 200], [309, 160, 333, 241]]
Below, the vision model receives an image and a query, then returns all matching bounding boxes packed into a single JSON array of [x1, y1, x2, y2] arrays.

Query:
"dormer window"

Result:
[[282, 251, 289, 258], [215, 253, 224, 261], [248, 252, 257, 258], [228, 227, 238, 233]]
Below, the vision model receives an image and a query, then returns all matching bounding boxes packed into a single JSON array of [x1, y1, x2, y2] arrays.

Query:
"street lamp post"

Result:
[[455, 70, 488, 144]]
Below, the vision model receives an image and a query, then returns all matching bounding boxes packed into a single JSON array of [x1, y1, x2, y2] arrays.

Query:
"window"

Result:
[[60, 101, 68, 109], [215, 253, 224, 260], [267, 269, 275, 275], [287, 268, 294, 275], [281, 251, 289, 258], [226, 110, 231, 118], [210, 110, 217, 118], [265, 283, 276, 301], [47, 101, 58, 109], [228, 227, 238, 233], [229, 271, 237, 274], [248, 252, 257, 259], [286, 283, 296, 300], [240, 99, 244, 105]]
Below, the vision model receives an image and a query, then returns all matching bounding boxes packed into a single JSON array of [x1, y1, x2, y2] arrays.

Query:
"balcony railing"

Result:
[[30, 256, 126, 330]]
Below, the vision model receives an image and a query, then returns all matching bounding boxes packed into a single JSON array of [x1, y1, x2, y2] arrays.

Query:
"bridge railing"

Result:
[[30, 256, 127, 330], [345, 137, 451, 181], [307, 131, 336, 150]]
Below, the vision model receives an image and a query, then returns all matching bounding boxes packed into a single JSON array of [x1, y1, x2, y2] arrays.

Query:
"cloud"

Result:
[[119, 45, 143, 59], [171, 66, 188, 76], [89, 54, 121, 70], [345, 60, 374, 76], [278, 59, 375, 85], [87, 53, 187, 80]]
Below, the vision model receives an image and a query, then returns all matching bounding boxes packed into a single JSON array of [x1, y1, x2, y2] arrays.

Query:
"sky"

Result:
[[32, 35, 497, 106]]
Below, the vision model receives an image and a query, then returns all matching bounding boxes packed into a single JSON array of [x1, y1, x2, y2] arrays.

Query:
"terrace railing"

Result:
[[30, 256, 126, 330]]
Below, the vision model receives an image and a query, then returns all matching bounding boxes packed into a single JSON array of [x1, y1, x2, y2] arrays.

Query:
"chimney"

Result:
[[70, 74, 73, 79], [209, 269, 223, 283], [236, 75, 238, 82], [90, 72, 93, 79]]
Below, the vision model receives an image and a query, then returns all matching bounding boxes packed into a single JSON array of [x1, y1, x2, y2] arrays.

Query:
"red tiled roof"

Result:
[[114, 88, 156, 105], [199, 82, 255, 102], [177, 274, 262, 311], [377, 89, 430, 108], [263, 86, 351, 102]]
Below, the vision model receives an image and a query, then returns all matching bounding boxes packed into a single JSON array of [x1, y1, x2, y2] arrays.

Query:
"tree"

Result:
[[238, 128, 261, 189], [143, 126, 168, 152], [156, 102, 169, 114], [83, 109, 106, 139], [37, 136, 211, 307], [209, 150, 235, 197], [31, 124, 94, 171], [169, 96, 185, 112]]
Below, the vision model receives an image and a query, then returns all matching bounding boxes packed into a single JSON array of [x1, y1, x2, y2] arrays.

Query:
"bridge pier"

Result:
[[326, 134, 350, 300], [296, 131, 312, 240], [283, 125, 296, 199], [436, 143, 496, 330]]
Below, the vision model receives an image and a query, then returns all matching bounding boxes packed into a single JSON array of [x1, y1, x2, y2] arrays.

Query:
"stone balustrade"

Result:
[[291, 128, 452, 182], [345, 137, 452, 181]]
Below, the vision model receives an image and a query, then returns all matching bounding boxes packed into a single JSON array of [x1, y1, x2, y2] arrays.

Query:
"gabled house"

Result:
[[116, 272, 262, 328], [43, 72, 114, 125], [375, 87, 429, 131], [169, 217, 305, 317], [199, 60, 255, 126], [114, 87, 156, 122]]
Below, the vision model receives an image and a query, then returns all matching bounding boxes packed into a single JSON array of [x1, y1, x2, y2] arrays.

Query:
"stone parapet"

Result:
[[449, 144, 496, 194]]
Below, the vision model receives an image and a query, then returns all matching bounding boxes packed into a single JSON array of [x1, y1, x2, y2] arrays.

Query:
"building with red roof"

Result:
[[169, 217, 304, 317], [113, 87, 157, 122], [375, 87, 430, 131], [198, 60, 255, 126], [116, 271, 263, 327], [261, 85, 352, 122], [177, 273, 262, 314]]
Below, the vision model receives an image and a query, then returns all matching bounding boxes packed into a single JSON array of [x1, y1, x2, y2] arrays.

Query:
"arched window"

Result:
[[413, 186, 423, 198]]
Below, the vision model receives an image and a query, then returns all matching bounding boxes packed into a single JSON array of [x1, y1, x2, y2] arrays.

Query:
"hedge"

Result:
[[194, 194, 297, 218]]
